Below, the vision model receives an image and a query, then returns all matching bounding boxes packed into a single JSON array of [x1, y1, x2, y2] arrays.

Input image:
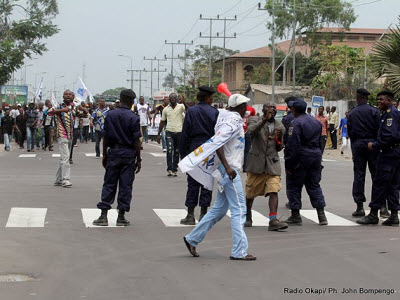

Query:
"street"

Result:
[[0, 141, 399, 300]]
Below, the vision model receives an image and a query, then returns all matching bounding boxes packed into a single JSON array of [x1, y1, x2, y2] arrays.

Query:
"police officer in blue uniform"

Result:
[[282, 96, 296, 146], [357, 91, 400, 226], [284, 99, 328, 225], [347, 88, 382, 217], [179, 86, 219, 225], [93, 89, 142, 226]]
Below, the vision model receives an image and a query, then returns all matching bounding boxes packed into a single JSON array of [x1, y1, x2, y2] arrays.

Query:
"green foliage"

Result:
[[263, 0, 356, 47], [371, 18, 400, 95], [244, 63, 272, 85], [0, 0, 59, 85], [295, 51, 320, 85], [100, 87, 128, 97]]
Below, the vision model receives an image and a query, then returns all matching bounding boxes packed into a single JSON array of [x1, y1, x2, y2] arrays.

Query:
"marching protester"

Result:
[[134, 96, 152, 149], [315, 106, 329, 155], [93, 89, 141, 227], [329, 106, 339, 150], [245, 102, 288, 231], [179, 86, 219, 225], [36, 102, 45, 150], [153, 96, 169, 152], [16, 107, 26, 149], [181, 94, 256, 261], [43, 100, 55, 151], [357, 91, 400, 226], [1, 108, 16, 151], [157, 93, 187, 177], [339, 111, 350, 158], [26, 100, 38, 152], [92, 98, 109, 158], [347, 89, 382, 217], [284, 99, 328, 226]]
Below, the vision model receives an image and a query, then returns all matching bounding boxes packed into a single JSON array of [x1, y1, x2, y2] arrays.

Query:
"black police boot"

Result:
[[317, 208, 328, 226], [244, 209, 252, 227], [93, 209, 108, 226], [199, 206, 207, 222], [356, 209, 379, 225], [180, 207, 195, 225], [382, 210, 399, 227], [116, 210, 130, 226], [352, 202, 365, 217], [380, 203, 390, 219], [285, 210, 302, 226]]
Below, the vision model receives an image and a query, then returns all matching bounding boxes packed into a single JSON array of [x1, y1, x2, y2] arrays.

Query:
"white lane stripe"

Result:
[[52, 154, 60, 158], [227, 210, 269, 227], [149, 152, 165, 157], [6, 208, 47, 227], [81, 209, 121, 228], [300, 210, 358, 226], [85, 153, 102, 157], [153, 209, 197, 227], [19, 154, 36, 158]]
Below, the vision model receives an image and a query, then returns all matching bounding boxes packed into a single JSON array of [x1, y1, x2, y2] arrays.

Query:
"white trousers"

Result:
[[340, 137, 351, 158]]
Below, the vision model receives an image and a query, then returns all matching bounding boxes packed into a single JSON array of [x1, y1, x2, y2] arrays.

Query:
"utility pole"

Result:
[[145, 57, 168, 90], [118, 55, 134, 90], [259, 2, 275, 102], [128, 69, 147, 98], [199, 15, 237, 86], [164, 40, 193, 90], [143, 63, 167, 99]]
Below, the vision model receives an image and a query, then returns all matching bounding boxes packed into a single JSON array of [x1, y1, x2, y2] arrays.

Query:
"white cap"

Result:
[[228, 94, 250, 108]]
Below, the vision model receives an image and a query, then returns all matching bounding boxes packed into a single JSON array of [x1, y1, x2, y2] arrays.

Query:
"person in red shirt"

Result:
[[243, 105, 256, 171], [315, 105, 328, 155]]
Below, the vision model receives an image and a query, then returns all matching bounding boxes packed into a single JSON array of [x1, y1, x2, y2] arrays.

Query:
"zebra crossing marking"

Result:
[[149, 153, 165, 157], [153, 209, 197, 227], [52, 154, 61, 158], [226, 210, 269, 227], [6, 208, 47, 227], [19, 154, 36, 158], [81, 209, 121, 228], [85, 153, 102, 157], [300, 210, 358, 226]]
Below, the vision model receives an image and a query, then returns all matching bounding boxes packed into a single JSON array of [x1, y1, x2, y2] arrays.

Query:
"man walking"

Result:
[[43, 100, 55, 151], [245, 102, 288, 231], [315, 106, 329, 155], [135, 96, 152, 148], [157, 93, 186, 177], [179, 86, 219, 225], [36, 102, 45, 150], [357, 91, 400, 226], [93, 89, 142, 227], [339, 111, 350, 158], [26, 101, 38, 152], [16, 107, 26, 149], [1, 108, 16, 151], [347, 89, 381, 217], [153, 96, 169, 152], [181, 94, 256, 261], [92, 99, 109, 158], [329, 106, 339, 149], [284, 99, 328, 226]]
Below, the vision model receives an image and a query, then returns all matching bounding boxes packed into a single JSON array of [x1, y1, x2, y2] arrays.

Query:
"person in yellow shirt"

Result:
[[329, 106, 339, 149]]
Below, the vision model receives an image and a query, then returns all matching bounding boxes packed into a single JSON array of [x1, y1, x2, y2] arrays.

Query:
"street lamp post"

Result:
[[118, 54, 133, 90]]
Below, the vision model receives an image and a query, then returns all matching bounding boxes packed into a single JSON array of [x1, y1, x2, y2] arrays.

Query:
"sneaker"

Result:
[[173, 172, 178, 177], [167, 171, 173, 177], [54, 181, 63, 186], [62, 180, 72, 188], [95, 155, 100, 159], [163, 148, 167, 153]]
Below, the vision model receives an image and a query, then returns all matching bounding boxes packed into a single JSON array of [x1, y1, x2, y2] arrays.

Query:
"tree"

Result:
[[0, 0, 59, 85], [101, 87, 128, 97], [371, 19, 400, 95], [263, 0, 356, 48], [244, 63, 272, 85]]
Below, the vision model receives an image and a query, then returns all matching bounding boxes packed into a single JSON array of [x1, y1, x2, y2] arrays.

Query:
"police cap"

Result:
[[292, 98, 307, 113], [377, 90, 394, 99], [120, 89, 136, 99], [198, 86, 216, 94], [356, 88, 370, 96]]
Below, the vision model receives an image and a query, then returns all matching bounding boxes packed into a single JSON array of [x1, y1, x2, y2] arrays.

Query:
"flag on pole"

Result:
[[87, 89, 94, 103], [35, 78, 44, 102], [51, 91, 57, 108], [75, 76, 90, 102]]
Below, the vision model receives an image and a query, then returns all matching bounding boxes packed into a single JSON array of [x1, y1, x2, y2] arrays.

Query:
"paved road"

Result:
[[0, 141, 399, 299]]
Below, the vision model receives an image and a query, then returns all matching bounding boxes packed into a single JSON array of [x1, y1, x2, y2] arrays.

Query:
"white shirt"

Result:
[[137, 103, 149, 126]]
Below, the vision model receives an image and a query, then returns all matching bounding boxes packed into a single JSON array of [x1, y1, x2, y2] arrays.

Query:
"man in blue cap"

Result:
[[179, 86, 219, 224], [357, 90, 400, 226], [284, 98, 328, 225]]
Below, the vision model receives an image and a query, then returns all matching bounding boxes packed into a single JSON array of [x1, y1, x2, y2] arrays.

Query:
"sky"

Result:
[[16, 0, 400, 99]]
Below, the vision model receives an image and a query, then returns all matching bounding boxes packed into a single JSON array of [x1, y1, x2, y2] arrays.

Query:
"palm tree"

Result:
[[371, 19, 400, 94]]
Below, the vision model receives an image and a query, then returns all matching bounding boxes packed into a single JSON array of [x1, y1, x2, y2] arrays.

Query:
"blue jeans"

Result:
[[185, 168, 249, 258], [26, 126, 37, 151], [3, 134, 10, 151]]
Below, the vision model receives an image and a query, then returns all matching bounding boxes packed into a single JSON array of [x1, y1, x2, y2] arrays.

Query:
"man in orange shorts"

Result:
[[245, 102, 288, 231]]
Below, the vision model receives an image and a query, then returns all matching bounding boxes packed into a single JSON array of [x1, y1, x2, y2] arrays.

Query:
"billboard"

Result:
[[0, 85, 28, 105]]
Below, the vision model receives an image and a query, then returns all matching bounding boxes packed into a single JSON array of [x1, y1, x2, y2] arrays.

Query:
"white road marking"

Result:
[[149, 152, 165, 157], [6, 208, 47, 227], [300, 210, 358, 226], [146, 143, 162, 149], [153, 209, 197, 227], [85, 153, 102, 157], [52, 154, 60, 158], [81, 209, 121, 228], [227, 210, 269, 227], [323, 159, 337, 162], [19, 154, 36, 158]]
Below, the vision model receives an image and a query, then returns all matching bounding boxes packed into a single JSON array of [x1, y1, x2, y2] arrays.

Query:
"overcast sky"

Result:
[[19, 0, 400, 99]]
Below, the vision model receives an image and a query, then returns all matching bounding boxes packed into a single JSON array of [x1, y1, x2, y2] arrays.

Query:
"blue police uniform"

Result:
[[179, 102, 219, 208], [285, 113, 326, 209], [97, 105, 141, 212], [347, 102, 380, 203], [369, 105, 400, 211], [282, 111, 295, 145]]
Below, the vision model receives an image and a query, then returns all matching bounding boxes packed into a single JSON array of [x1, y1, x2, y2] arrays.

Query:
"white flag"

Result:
[[51, 91, 57, 108], [87, 89, 94, 103], [35, 78, 44, 102], [75, 76, 88, 102]]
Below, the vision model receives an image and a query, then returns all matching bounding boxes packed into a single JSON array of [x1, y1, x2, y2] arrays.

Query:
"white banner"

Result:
[[75, 77, 89, 102], [35, 78, 44, 102]]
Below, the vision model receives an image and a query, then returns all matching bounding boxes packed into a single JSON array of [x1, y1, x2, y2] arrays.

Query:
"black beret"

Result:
[[292, 98, 307, 112], [120, 89, 136, 99], [198, 86, 216, 94], [377, 90, 394, 99], [356, 88, 370, 96]]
